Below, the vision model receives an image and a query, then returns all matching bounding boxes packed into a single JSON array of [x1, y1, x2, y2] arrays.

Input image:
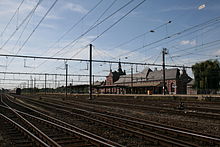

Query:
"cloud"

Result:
[[198, 4, 206, 10], [0, 0, 61, 20], [180, 40, 196, 46], [213, 50, 220, 56], [63, 2, 88, 14]]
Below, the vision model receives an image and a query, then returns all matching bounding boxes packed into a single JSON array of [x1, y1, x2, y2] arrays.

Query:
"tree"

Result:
[[192, 60, 220, 94]]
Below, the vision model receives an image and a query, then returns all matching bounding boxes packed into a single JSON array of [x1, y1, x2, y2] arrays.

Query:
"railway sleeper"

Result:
[[20, 112, 107, 147], [9, 95, 211, 147], [3, 96, 124, 146], [21, 99, 194, 147]]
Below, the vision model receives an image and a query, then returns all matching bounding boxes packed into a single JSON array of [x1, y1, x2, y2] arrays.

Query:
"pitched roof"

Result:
[[115, 68, 179, 84], [115, 67, 151, 84], [93, 81, 104, 86], [147, 68, 179, 81], [187, 79, 195, 85]]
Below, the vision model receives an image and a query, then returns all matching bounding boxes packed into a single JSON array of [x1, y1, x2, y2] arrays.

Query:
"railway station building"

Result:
[[96, 63, 192, 95]]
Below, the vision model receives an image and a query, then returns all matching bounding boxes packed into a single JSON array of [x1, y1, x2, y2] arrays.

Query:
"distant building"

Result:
[[101, 61, 126, 94], [187, 79, 197, 94], [106, 61, 126, 85], [96, 65, 192, 95]]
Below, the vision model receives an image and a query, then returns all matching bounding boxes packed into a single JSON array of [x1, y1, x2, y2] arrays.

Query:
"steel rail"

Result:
[[9, 96, 204, 146], [22, 95, 220, 146], [3, 94, 124, 147], [0, 113, 50, 147], [75, 98, 220, 120], [64, 98, 220, 144], [1, 95, 62, 147], [15, 101, 191, 147]]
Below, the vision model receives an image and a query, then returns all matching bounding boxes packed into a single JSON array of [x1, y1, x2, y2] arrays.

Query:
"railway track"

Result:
[[26, 94, 220, 121], [68, 97, 220, 120], [0, 113, 50, 147], [72, 94, 220, 113], [0, 94, 123, 147], [7, 94, 220, 147]]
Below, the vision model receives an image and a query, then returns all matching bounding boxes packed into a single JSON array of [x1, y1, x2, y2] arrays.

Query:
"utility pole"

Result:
[[30, 76, 33, 94], [55, 75, 57, 89], [89, 44, 93, 100], [34, 78, 36, 94], [45, 74, 47, 95], [65, 62, 68, 100], [131, 65, 133, 94], [162, 48, 168, 95], [27, 80, 29, 94]]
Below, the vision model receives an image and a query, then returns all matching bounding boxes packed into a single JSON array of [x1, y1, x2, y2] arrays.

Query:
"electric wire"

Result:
[[170, 23, 220, 54], [6, 0, 58, 68], [93, 0, 118, 26], [153, 52, 161, 64], [39, 0, 104, 57], [32, 0, 135, 72], [57, 0, 118, 57], [10, 12, 34, 57], [171, 39, 220, 58], [108, 21, 171, 51], [34, 45, 88, 74], [0, 0, 25, 40], [50, 0, 135, 57], [0, 0, 43, 50], [106, 17, 220, 68], [94, 20, 172, 60], [111, 15, 220, 60], [90, 0, 146, 43], [151, 20, 220, 58]]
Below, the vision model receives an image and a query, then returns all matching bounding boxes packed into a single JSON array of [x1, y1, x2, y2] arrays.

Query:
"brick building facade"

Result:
[[97, 64, 192, 94]]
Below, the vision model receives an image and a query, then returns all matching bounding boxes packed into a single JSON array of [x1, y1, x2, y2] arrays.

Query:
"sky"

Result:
[[0, 0, 220, 89]]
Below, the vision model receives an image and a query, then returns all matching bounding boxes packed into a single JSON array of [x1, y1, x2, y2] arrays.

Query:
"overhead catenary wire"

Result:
[[39, 0, 104, 57], [6, 0, 58, 68], [0, 0, 25, 40], [170, 23, 220, 54], [35, 0, 118, 74], [49, 0, 135, 58], [93, 2, 209, 62], [92, 0, 118, 26], [56, 0, 118, 58], [92, 1, 213, 63], [134, 20, 220, 64], [31, 0, 136, 72], [90, 0, 147, 43], [0, 0, 43, 50], [111, 15, 220, 60], [0, 71, 106, 77], [153, 52, 162, 64], [32, 45, 88, 73], [95, 20, 172, 60], [107, 21, 172, 52], [0, 53, 191, 68], [136, 33, 220, 67], [151, 20, 220, 58], [171, 39, 220, 58], [9, 12, 35, 61]]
